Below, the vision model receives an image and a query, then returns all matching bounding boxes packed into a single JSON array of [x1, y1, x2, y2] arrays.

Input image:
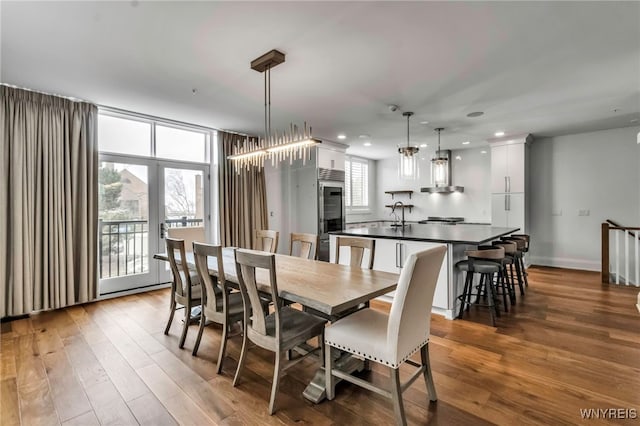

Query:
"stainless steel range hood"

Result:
[[420, 149, 464, 194]]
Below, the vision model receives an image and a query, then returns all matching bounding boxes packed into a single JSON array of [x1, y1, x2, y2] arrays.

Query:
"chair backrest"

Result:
[[255, 229, 279, 253], [492, 241, 517, 255], [334, 236, 375, 269], [167, 226, 205, 251], [387, 245, 447, 362], [234, 249, 280, 339], [166, 237, 192, 298], [193, 242, 226, 314], [465, 246, 505, 260], [289, 232, 319, 260]]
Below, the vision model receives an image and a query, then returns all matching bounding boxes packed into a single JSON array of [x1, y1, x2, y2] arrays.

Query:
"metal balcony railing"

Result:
[[99, 217, 203, 279]]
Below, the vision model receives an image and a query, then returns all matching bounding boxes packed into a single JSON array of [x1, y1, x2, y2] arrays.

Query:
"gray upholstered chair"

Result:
[[191, 242, 245, 373], [255, 229, 279, 253], [324, 245, 447, 426], [232, 249, 327, 415], [164, 237, 201, 348], [289, 232, 318, 260]]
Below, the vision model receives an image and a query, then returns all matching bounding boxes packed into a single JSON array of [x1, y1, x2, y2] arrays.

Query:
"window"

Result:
[[345, 156, 369, 209], [98, 114, 151, 156], [156, 124, 209, 163]]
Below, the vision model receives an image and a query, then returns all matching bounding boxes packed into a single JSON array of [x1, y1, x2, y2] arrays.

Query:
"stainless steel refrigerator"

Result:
[[318, 180, 345, 262]]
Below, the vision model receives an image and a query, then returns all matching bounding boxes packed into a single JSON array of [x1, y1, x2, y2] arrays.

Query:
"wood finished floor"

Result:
[[1, 266, 639, 425]]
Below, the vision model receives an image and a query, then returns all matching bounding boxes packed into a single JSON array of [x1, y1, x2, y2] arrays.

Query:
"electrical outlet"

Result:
[[578, 209, 590, 216], [270, 211, 274, 217]]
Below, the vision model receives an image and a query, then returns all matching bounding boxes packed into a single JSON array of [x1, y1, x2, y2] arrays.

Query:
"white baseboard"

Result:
[[528, 256, 600, 272]]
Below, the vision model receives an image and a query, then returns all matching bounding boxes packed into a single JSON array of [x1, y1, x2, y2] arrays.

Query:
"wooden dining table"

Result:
[[154, 247, 399, 402]]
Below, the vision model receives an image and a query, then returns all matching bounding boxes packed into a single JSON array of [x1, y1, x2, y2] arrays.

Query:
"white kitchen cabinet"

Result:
[[491, 193, 525, 230], [317, 147, 345, 171], [491, 143, 525, 193]]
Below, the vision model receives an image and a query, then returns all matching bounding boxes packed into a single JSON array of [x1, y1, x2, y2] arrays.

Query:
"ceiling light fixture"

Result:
[[481, 150, 487, 154], [227, 49, 320, 170], [466, 111, 484, 118], [462, 141, 470, 145], [431, 128, 449, 187], [420, 143, 428, 148], [494, 131, 505, 137], [337, 134, 347, 140], [363, 142, 372, 147], [398, 111, 419, 180]]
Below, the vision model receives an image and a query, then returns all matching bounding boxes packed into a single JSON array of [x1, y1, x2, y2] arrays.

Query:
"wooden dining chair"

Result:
[[334, 236, 376, 269], [325, 245, 447, 426], [255, 229, 279, 253], [289, 232, 319, 260], [232, 249, 327, 415], [164, 238, 201, 349], [191, 242, 245, 373]]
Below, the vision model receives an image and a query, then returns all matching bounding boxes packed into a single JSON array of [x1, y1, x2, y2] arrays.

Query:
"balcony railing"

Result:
[[99, 217, 203, 279]]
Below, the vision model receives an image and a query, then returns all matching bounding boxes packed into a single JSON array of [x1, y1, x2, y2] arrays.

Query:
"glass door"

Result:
[[98, 155, 159, 294], [157, 161, 210, 284]]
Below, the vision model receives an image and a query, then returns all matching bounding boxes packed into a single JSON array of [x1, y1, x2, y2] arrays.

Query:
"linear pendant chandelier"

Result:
[[227, 49, 321, 170]]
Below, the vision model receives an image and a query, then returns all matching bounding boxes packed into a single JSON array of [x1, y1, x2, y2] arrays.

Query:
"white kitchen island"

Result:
[[330, 224, 519, 319]]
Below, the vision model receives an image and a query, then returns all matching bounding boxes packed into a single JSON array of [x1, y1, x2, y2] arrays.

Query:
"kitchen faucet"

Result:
[[391, 201, 406, 228]]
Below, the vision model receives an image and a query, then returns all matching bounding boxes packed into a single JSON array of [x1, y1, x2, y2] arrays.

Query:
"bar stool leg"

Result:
[[499, 269, 509, 313], [514, 256, 525, 295], [521, 256, 529, 287], [484, 273, 497, 326], [458, 271, 473, 319], [505, 264, 516, 304]]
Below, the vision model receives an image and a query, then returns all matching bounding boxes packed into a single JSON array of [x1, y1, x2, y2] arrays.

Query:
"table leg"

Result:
[[303, 348, 365, 403]]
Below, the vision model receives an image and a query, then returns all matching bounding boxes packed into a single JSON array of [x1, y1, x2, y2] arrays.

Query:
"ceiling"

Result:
[[2, 1, 639, 159]]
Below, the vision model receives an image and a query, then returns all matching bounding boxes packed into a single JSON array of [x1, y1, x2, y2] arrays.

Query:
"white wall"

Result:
[[529, 126, 640, 271], [375, 147, 492, 223]]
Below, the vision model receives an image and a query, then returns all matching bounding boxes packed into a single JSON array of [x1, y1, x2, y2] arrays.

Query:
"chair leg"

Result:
[[216, 320, 229, 374], [457, 272, 472, 319], [164, 299, 176, 335], [420, 344, 437, 402], [192, 312, 206, 356], [325, 343, 334, 400], [233, 322, 249, 387], [179, 303, 190, 349], [521, 256, 529, 287], [485, 274, 497, 326], [499, 270, 509, 313], [268, 351, 284, 415], [514, 257, 525, 295], [390, 367, 407, 426]]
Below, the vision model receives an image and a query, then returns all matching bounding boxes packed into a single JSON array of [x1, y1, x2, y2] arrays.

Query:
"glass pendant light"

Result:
[[398, 112, 419, 180], [431, 128, 449, 187]]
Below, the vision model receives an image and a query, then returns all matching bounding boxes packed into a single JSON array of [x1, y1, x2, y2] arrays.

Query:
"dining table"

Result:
[[154, 247, 399, 403]]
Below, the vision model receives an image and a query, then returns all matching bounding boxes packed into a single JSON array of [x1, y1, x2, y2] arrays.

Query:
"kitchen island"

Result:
[[330, 224, 519, 319]]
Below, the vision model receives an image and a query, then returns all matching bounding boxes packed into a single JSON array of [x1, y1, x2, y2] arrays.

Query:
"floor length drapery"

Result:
[[1, 85, 98, 317]]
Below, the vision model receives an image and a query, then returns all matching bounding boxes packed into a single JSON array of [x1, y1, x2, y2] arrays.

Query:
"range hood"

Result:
[[420, 150, 465, 194]]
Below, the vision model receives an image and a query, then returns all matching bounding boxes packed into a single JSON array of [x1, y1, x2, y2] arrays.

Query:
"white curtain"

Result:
[[1, 85, 98, 317]]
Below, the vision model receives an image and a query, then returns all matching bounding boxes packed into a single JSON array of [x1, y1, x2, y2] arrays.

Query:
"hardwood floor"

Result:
[[1, 266, 639, 425]]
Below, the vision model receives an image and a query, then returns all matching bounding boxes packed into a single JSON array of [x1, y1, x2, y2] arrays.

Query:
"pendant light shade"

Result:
[[431, 128, 449, 187], [398, 112, 419, 180]]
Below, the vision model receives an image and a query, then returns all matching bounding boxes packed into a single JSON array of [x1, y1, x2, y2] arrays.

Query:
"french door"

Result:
[[98, 154, 209, 295]]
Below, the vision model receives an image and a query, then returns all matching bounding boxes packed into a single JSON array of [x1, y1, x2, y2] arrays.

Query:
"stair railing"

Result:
[[601, 220, 640, 286]]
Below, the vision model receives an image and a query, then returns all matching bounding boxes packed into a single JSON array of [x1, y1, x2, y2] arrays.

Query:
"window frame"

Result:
[[345, 155, 370, 213]]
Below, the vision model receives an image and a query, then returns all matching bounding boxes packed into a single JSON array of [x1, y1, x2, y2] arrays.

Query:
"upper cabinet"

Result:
[[491, 142, 525, 193], [317, 147, 345, 171]]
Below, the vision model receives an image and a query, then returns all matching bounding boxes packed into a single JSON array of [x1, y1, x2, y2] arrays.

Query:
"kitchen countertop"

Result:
[[332, 223, 519, 245]]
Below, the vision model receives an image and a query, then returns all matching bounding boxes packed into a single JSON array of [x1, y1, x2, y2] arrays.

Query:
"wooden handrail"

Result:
[[606, 219, 640, 241]]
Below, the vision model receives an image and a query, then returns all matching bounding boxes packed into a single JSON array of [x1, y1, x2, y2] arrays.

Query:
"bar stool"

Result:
[[491, 241, 518, 304], [456, 246, 505, 326], [510, 234, 530, 287], [501, 236, 527, 293]]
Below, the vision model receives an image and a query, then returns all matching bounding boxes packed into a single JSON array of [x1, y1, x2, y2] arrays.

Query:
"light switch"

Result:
[[578, 209, 590, 216]]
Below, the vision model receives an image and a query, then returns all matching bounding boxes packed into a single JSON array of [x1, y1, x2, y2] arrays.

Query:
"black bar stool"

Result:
[[501, 236, 527, 295], [510, 234, 530, 287], [456, 246, 505, 326], [491, 240, 518, 305]]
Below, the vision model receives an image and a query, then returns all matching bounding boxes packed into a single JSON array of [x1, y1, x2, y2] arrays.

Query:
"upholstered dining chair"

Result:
[[232, 249, 327, 415], [334, 236, 375, 269], [289, 232, 319, 260], [255, 229, 279, 253], [164, 238, 201, 349], [324, 245, 447, 426], [191, 242, 245, 373]]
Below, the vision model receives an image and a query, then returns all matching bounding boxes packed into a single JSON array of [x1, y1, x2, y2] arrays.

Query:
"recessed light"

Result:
[[420, 143, 427, 148], [481, 150, 487, 154], [363, 142, 371, 147], [462, 141, 470, 145], [466, 111, 484, 118], [359, 134, 370, 139], [337, 134, 346, 140], [420, 121, 429, 125], [455, 156, 462, 160], [631, 118, 639, 123], [494, 131, 505, 137]]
